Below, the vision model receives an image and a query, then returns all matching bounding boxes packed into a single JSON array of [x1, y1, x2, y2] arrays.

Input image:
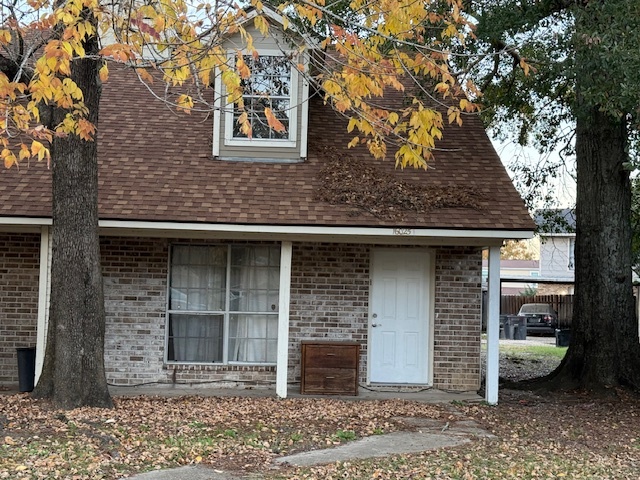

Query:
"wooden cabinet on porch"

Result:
[[300, 341, 360, 396]]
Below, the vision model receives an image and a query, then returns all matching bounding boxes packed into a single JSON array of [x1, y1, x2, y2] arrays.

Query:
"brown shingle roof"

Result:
[[0, 66, 533, 231]]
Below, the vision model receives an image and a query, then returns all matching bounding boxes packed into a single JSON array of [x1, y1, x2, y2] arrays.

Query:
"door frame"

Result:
[[367, 247, 435, 386]]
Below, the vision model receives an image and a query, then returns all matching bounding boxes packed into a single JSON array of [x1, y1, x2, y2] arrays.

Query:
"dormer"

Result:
[[212, 7, 313, 163]]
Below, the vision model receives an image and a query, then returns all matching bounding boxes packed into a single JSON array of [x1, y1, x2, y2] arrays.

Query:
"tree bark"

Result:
[[543, 106, 640, 392], [31, 17, 112, 408], [532, 2, 640, 392]]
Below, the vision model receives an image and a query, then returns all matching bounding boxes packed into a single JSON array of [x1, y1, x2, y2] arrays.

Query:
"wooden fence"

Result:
[[501, 295, 574, 328]]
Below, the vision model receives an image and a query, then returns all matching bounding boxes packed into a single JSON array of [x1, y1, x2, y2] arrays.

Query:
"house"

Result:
[[0, 9, 534, 403], [481, 259, 540, 295], [534, 209, 575, 294]]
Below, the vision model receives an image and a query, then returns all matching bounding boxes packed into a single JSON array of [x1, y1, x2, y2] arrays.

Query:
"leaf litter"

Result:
[[1, 388, 639, 479], [314, 147, 482, 220]]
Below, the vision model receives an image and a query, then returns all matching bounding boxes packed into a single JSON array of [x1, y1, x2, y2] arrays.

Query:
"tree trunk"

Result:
[[521, 3, 640, 394], [543, 106, 640, 392], [31, 19, 112, 408]]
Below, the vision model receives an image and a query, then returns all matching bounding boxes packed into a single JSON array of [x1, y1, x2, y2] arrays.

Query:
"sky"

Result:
[[492, 139, 577, 211]]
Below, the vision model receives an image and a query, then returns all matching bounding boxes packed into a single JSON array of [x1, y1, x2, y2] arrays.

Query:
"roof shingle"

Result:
[[0, 66, 534, 232]]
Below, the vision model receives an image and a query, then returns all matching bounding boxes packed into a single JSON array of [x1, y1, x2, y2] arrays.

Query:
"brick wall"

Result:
[[432, 247, 483, 391], [0, 234, 40, 386], [102, 237, 276, 387], [0, 235, 482, 392], [101, 237, 168, 386], [288, 243, 370, 384]]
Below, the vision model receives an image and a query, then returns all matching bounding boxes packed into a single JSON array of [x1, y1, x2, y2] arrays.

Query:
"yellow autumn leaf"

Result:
[[176, 94, 193, 113], [99, 64, 109, 82], [76, 118, 96, 141], [254, 15, 269, 36], [135, 68, 154, 84], [236, 55, 250, 79], [31, 141, 46, 161], [19, 144, 30, 160], [2, 149, 16, 169], [0, 30, 11, 44]]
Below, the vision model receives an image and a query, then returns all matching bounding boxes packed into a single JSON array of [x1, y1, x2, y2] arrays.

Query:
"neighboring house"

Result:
[[535, 209, 575, 294], [481, 259, 540, 295], [0, 8, 533, 402]]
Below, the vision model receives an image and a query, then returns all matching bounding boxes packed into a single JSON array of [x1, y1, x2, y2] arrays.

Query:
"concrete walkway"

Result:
[[119, 386, 485, 478], [127, 415, 495, 480]]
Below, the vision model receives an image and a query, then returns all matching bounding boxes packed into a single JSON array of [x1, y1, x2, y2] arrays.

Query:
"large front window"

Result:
[[224, 52, 298, 147], [167, 245, 280, 364]]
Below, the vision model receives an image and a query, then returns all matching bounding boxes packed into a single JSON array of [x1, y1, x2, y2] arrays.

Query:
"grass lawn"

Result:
[[499, 343, 568, 359]]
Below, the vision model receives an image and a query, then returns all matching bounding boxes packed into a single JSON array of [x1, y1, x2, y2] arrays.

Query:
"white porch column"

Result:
[[35, 226, 52, 384], [485, 245, 501, 405], [276, 241, 293, 398]]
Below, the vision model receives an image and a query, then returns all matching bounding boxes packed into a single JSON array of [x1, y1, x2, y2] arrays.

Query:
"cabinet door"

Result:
[[304, 345, 358, 369], [302, 368, 357, 394]]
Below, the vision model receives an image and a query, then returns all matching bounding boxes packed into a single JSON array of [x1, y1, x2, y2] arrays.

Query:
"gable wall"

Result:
[[0, 233, 40, 385], [540, 236, 574, 279]]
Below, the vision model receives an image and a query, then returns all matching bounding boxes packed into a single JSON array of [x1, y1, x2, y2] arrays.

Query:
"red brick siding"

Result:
[[288, 243, 370, 385], [433, 247, 483, 391], [0, 234, 40, 386]]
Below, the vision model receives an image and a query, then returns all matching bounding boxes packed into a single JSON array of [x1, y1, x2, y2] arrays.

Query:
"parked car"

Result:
[[517, 303, 558, 335]]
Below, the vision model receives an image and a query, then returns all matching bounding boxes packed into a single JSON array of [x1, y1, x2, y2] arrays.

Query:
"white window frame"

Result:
[[165, 243, 280, 366], [223, 50, 299, 148]]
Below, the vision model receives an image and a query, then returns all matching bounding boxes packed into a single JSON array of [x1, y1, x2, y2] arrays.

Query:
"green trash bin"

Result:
[[16, 347, 36, 392]]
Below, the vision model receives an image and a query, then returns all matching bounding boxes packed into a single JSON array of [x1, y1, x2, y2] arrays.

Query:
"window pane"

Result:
[[170, 246, 227, 311], [168, 314, 223, 362], [230, 246, 280, 312], [233, 55, 292, 140], [168, 244, 281, 364], [228, 314, 277, 363]]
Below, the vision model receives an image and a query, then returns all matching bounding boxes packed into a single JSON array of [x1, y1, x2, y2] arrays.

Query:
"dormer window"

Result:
[[232, 55, 293, 140], [211, 8, 314, 161], [223, 51, 299, 148]]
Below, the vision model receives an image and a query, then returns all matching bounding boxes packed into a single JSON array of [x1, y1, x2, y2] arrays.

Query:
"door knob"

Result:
[[372, 323, 381, 327]]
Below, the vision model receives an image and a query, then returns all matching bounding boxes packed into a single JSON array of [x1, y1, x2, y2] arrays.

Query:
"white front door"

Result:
[[370, 249, 430, 384]]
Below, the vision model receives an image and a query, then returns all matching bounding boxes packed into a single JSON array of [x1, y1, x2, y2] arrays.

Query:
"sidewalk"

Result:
[[127, 415, 495, 480]]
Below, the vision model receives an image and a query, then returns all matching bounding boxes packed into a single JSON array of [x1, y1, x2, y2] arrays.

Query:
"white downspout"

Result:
[[35, 226, 52, 384], [485, 245, 501, 405], [276, 241, 293, 398]]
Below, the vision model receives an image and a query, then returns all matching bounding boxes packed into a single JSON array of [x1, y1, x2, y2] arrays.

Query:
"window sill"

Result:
[[225, 138, 297, 148], [215, 156, 304, 164], [165, 363, 276, 371]]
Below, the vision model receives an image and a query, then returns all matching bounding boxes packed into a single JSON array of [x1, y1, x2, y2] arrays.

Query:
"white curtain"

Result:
[[230, 247, 278, 362], [172, 314, 222, 362], [169, 245, 278, 363], [170, 246, 225, 362]]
